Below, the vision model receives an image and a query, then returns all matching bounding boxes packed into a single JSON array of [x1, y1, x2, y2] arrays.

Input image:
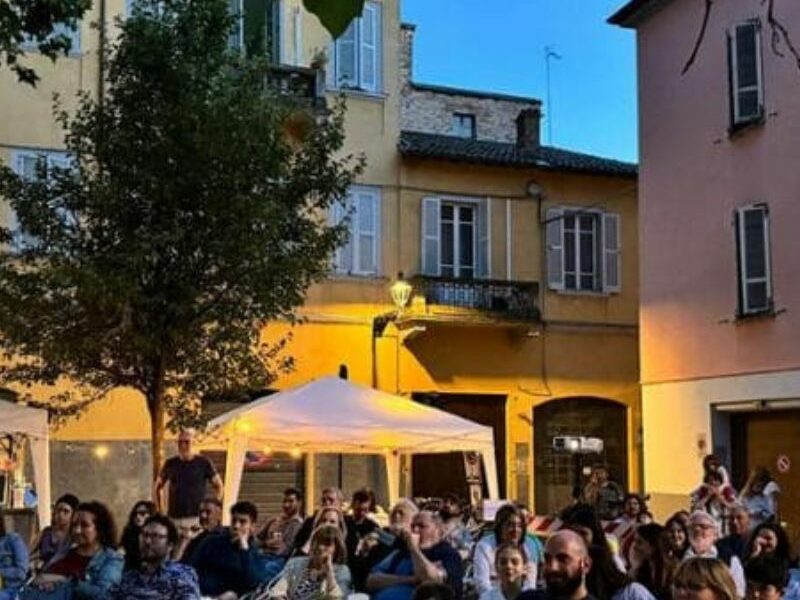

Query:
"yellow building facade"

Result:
[[1, 0, 640, 517]]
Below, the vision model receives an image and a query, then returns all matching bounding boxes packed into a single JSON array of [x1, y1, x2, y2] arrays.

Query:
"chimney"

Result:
[[399, 23, 416, 89], [516, 107, 541, 152]]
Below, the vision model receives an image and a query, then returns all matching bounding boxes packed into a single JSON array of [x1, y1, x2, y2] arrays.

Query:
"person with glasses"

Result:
[[29, 494, 79, 570], [109, 514, 200, 600], [189, 501, 267, 599], [176, 497, 224, 564], [473, 504, 543, 596], [367, 510, 463, 600], [120, 501, 156, 571], [672, 558, 737, 600], [683, 512, 745, 598], [153, 430, 223, 531]]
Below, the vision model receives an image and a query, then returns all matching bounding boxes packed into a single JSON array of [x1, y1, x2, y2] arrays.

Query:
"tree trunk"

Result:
[[147, 386, 166, 484]]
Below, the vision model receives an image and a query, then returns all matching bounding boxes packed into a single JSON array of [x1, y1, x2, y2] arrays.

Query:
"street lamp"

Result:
[[390, 272, 412, 312]]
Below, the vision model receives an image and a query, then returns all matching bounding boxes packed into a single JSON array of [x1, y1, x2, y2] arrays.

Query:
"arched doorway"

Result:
[[533, 397, 627, 515]]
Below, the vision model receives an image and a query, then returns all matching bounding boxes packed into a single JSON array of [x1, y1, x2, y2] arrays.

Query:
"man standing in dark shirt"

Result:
[[153, 430, 223, 529], [519, 530, 596, 600]]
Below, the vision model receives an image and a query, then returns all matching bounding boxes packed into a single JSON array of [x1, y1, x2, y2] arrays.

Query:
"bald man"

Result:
[[520, 530, 595, 600]]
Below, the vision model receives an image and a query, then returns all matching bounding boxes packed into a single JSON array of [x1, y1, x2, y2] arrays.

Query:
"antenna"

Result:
[[544, 45, 562, 145]]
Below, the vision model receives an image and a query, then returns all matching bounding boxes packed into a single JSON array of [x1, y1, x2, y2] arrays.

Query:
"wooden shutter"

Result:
[[355, 190, 379, 275], [360, 2, 379, 92], [545, 207, 564, 290], [730, 21, 763, 125], [335, 20, 357, 87], [477, 197, 491, 279], [602, 212, 621, 293], [736, 205, 771, 315], [331, 198, 352, 274], [421, 197, 440, 276]]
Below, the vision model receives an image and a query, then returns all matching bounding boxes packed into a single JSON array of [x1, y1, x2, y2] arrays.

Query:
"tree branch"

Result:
[[765, 0, 800, 70], [682, 0, 714, 75]]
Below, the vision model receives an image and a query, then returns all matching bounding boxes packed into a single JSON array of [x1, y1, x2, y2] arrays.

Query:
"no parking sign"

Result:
[[776, 454, 791, 474]]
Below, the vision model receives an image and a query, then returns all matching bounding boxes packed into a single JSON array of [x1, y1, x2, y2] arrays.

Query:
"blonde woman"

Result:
[[672, 558, 737, 600], [268, 526, 352, 600], [296, 508, 348, 556]]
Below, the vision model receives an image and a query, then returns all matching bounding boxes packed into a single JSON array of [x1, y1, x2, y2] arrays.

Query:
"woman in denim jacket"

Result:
[[22, 501, 123, 600], [0, 509, 30, 600]]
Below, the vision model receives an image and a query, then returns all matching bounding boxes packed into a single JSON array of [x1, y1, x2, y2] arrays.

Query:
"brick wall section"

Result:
[[399, 23, 541, 144]]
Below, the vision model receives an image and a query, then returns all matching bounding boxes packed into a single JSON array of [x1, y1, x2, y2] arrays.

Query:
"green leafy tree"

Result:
[[1, 0, 90, 85], [0, 0, 361, 477]]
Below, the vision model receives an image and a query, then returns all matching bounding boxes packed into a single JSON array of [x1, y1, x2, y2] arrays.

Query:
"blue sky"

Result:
[[401, 0, 638, 163]]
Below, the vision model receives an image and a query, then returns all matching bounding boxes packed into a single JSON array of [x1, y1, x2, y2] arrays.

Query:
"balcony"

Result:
[[408, 276, 540, 322], [266, 64, 326, 110]]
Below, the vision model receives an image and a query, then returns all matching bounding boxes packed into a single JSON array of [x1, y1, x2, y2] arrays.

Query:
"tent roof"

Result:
[[205, 377, 494, 454], [0, 400, 49, 438]]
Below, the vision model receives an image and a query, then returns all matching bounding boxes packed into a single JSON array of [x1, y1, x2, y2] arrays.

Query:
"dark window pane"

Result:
[[738, 90, 760, 119], [564, 214, 575, 231], [460, 267, 474, 281], [744, 210, 766, 278], [441, 204, 454, 221], [441, 266, 454, 278], [565, 274, 576, 290], [736, 25, 758, 87], [580, 231, 595, 274], [565, 231, 576, 273], [747, 281, 768, 311], [579, 215, 595, 233], [459, 223, 474, 267], [441, 222, 454, 266], [580, 274, 595, 290], [459, 206, 474, 223]]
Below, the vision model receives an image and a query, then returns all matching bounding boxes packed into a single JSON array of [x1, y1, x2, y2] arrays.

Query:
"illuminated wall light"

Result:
[[290, 447, 302, 459], [236, 420, 252, 434], [262, 446, 272, 455], [94, 444, 110, 460]]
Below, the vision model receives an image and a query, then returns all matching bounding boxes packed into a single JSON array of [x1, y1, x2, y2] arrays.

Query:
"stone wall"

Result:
[[399, 22, 540, 144]]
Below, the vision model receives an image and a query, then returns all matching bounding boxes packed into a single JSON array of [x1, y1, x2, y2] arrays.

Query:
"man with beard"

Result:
[[177, 497, 225, 563], [109, 514, 200, 599], [520, 530, 595, 600]]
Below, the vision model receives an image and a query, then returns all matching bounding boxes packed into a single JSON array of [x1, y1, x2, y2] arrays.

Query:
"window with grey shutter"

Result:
[[545, 208, 564, 290], [602, 213, 621, 293], [477, 198, 490, 279], [330, 187, 380, 276], [421, 197, 441, 276], [736, 204, 772, 315], [729, 20, 763, 126], [332, 1, 381, 92]]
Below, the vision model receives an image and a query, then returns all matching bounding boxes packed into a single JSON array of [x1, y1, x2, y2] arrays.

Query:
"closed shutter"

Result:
[[477, 197, 491, 279], [228, 0, 242, 51], [360, 2, 378, 92], [730, 21, 763, 125], [331, 199, 353, 274], [736, 205, 772, 315], [15, 153, 40, 182], [602, 212, 621, 293], [545, 207, 564, 290], [421, 197, 441, 276], [335, 20, 357, 88], [355, 190, 379, 275]]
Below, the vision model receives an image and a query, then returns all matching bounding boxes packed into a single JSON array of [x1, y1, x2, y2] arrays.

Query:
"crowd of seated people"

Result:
[[0, 455, 797, 600]]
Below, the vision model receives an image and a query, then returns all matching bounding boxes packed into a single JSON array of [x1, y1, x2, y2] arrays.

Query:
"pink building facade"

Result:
[[611, 0, 800, 523]]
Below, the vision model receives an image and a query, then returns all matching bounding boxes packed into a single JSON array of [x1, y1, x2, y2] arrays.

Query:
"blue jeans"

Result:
[[260, 554, 287, 581]]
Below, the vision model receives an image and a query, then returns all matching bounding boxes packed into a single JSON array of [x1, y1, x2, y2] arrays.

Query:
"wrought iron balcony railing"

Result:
[[266, 64, 326, 109], [411, 276, 540, 321]]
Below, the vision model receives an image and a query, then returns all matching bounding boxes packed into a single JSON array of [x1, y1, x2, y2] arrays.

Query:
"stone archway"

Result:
[[533, 397, 628, 515]]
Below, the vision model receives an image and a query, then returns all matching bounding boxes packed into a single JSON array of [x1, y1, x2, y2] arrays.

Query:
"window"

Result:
[[735, 204, 772, 316], [330, 1, 381, 92], [330, 186, 380, 276], [729, 20, 763, 127], [451, 113, 476, 139], [546, 207, 620, 294], [9, 150, 72, 247], [421, 197, 490, 279], [229, 0, 281, 60], [23, 22, 81, 54]]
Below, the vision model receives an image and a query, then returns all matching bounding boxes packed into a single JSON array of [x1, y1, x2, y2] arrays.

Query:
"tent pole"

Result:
[[222, 436, 248, 525], [385, 451, 400, 507], [304, 452, 316, 514]]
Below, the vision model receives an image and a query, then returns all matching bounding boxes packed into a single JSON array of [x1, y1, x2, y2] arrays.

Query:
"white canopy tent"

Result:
[[203, 377, 499, 520], [0, 400, 51, 526]]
